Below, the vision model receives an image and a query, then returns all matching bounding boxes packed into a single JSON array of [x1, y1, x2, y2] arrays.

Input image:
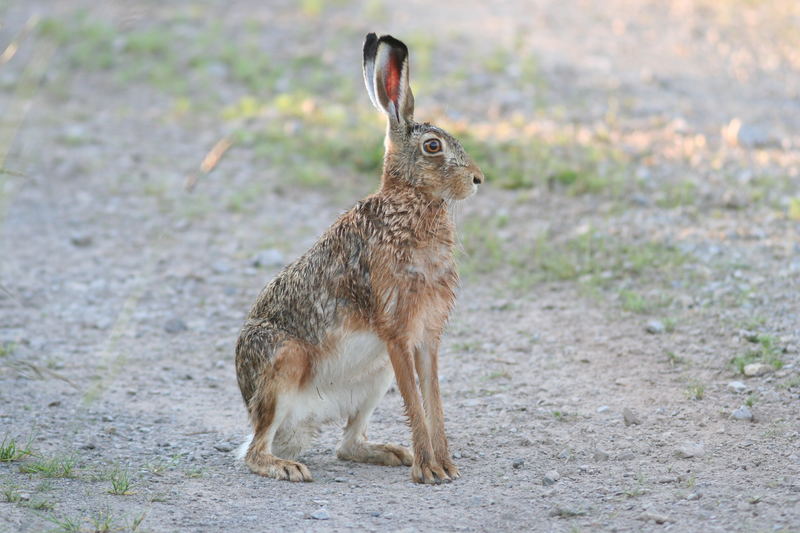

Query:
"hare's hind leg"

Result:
[[336, 366, 413, 467], [242, 339, 313, 482]]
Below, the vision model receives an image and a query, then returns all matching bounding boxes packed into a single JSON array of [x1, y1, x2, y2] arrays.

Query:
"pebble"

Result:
[[687, 492, 702, 501], [675, 442, 705, 458], [542, 470, 560, 485], [214, 442, 234, 452], [623, 408, 642, 426], [736, 123, 780, 149], [164, 318, 188, 334], [743, 363, 772, 377], [512, 458, 525, 469], [251, 249, 285, 268], [596, 405, 610, 413], [310, 508, 331, 520], [731, 406, 754, 421], [639, 511, 672, 524], [645, 320, 665, 334], [70, 233, 93, 247], [727, 381, 747, 393], [593, 449, 610, 461]]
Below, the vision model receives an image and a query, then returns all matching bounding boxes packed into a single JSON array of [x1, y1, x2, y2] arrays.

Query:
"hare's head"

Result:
[[363, 33, 483, 201]]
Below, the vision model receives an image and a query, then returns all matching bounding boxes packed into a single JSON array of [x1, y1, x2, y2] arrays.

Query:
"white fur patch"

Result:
[[236, 433, 253, 460]]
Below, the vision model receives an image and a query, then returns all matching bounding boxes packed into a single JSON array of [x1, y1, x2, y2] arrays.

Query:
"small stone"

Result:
[[368, 511, 381, 517], [333, 477, 348, 483], [639, 511, 672, 524], [543, 470, 560, 485], [214, 442, 234, 452], [452, 451, 462, 459], [731, 406, 754, 421], [736, 123, 780, 149], [512, 458, 525, 469], [70, 233, 93, 247], [48, 400, 61, 407], [164, 318, 188, 334], [727, 381, 747, 393], [687, 492, 702, 501], [593, 449, 610, 461], [675, 442, 705, 458], [251, 249, 286, 268], [645, 320, 665, 334], [310, 508, 330, 520], [101, 415, 114, 422], [596, 405, 610, 413], [623, 408, 642, 426], [743, 363, 772, 377], [18, 492, 31, 502], [80, 442, 96, 450], [617, 451, 635, 461], [557, 448, 570, 460]]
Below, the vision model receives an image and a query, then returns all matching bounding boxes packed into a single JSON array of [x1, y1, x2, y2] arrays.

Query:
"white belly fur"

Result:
[[285, 330, 393, 427]]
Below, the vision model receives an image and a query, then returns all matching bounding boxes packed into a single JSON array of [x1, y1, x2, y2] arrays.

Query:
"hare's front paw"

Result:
[[440, 459, 460, 480], [411, 459, 451, 484], [246, 457, 313, 482]]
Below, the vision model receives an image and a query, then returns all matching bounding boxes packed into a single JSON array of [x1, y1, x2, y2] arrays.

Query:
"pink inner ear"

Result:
[[384, 55, 400, 106]]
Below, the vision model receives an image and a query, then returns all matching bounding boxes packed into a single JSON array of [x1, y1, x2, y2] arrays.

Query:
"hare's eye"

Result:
[[423, 138, 442, 154]]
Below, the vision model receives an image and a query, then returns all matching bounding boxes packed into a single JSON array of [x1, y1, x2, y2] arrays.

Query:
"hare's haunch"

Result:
[[235, 33, 484, 484]]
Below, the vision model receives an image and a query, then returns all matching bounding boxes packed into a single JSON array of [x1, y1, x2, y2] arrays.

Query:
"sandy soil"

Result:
[[1, 1, 799, 532]]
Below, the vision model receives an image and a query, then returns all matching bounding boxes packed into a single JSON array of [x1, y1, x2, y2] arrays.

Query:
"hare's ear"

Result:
[[363, 33, 414, 129]]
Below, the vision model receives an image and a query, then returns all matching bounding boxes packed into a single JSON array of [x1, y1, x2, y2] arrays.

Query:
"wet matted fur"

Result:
[[235, 33, 484, 484]]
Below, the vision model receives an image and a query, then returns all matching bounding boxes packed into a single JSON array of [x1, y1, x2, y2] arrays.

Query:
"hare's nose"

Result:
[[472, 173, 483, 185]]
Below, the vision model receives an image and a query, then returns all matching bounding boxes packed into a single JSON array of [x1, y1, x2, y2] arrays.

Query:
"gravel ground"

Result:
[[1, 1, 799, 532]]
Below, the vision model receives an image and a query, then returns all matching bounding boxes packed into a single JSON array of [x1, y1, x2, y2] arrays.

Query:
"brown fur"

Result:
[[234, 33, 483, 484]]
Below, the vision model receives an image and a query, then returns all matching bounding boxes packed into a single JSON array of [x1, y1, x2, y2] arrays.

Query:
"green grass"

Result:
[[45, 513, 82, 533], [109, 468, 132, 495], [730, 334, 784, 374], [685, 380, 705, 400], [459, 218, 689, 303], [0, 436, 33, 462], [2, 484, 21, 502], [456, 128, 628, 194], [18, 455, 77, 478], [666, 351, 688, 366], [0, 341, 15, 356]]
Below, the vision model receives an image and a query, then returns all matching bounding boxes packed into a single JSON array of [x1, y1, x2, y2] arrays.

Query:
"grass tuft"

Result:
[[18, 455, 77, 478], [0, 436, 33, 462]]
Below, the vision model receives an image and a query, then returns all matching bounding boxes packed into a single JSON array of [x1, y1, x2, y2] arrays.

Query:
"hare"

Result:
[[235, 33, 484, 484]]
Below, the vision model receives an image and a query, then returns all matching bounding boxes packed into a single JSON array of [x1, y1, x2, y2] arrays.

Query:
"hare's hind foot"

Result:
[[337, 441, 413, 467], [245, 454, 313, 482]]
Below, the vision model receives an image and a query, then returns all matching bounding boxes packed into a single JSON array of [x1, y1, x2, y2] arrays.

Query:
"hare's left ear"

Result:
[[363, 33, 414, 130]]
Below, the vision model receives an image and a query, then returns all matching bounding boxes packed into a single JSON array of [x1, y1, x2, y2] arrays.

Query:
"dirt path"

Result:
[[1, 1, 799, 532]]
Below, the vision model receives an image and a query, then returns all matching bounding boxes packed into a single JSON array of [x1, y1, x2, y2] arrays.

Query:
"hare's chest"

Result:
[[405, 242, 455, 283]]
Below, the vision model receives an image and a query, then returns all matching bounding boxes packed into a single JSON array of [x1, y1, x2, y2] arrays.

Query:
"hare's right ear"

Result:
[[363, 33, 414, 131]]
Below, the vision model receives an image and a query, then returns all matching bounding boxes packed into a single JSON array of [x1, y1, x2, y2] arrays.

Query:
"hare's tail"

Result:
[[235, 434, 253, 461]]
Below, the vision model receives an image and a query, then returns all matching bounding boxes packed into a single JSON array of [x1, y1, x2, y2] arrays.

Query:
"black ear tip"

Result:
[[378, 34, 408, 54], [363, 32, 379, 59]]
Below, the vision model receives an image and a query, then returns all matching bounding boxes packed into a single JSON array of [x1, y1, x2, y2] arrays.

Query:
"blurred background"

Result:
[[1, 0, 799, 531]]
